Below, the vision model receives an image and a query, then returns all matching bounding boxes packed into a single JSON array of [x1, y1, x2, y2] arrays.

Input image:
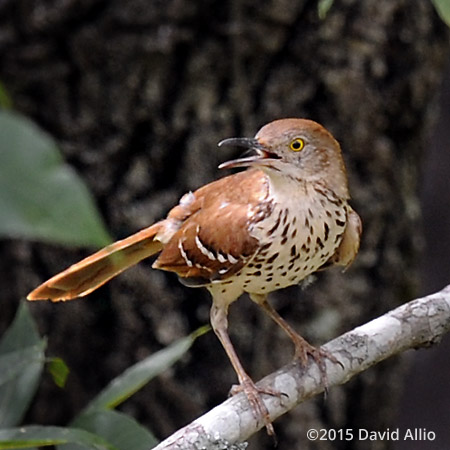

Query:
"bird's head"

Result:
[[219, 118, 349, 198]]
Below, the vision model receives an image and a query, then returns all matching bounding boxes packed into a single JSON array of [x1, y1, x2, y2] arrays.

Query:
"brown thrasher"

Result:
[[28, 118, 361, 435]]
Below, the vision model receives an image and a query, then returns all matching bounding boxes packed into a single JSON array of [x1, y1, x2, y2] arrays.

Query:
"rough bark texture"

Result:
[[1, 1, 449, 449]]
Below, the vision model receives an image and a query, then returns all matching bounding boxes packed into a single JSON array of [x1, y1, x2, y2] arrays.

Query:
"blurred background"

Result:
[[397, 62, 450, 450], [1, 1, 450, 449]]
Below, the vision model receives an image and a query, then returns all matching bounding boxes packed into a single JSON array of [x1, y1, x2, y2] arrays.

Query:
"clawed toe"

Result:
[[294, 341, 341, 390], [229, 377, 279, 437]]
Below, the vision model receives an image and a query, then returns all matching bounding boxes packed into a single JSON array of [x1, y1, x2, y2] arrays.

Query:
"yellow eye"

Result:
[[289, 138, 304, 152]]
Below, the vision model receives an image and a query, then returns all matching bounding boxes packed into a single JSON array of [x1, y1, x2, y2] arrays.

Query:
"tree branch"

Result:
[[152, 284, 450, 450]]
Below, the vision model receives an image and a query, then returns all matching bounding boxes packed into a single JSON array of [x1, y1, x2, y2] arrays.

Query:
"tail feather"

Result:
[[27, 223, 164, 301]]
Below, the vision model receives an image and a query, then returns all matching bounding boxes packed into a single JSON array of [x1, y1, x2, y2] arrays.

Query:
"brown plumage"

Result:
[[28, 118, 361, 436]]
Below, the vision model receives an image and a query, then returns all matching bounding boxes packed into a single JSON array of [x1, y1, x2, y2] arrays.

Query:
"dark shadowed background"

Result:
[[397, 63, 450, 450]]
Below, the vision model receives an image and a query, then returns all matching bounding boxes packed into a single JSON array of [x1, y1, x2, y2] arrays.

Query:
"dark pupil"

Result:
[[292, 141, 301, 149]]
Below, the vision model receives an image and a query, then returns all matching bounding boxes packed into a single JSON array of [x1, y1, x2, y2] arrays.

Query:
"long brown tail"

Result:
[[27, 222, 164, 301]]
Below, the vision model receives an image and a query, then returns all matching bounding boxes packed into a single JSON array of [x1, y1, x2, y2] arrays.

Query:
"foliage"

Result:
[[0, 303, 209, 450], [0, 110, 112, 248], [317, 0, 334, 19], [0, 303, 45, 430], [431, 0, 450, 27], [317, 0, 450, 27], [0, 82, 12, 109]]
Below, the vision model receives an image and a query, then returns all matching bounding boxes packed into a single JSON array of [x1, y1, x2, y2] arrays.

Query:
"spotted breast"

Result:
[[238, 179, 349, 295]]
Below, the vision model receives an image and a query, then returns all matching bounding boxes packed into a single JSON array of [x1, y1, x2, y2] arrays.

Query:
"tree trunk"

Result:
[[1, 0, 449, 449]]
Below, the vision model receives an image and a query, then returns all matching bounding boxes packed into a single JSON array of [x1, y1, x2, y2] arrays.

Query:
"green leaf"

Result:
[[65, 329, 211, 450], [0, 110, 112, 247], [62, 410, 158, 450], [68, 328, 209, 450], [0, 302, 41, 353], [84, 325, 210, 412], [0, 303, 46, 427], [0, 81, 12, 109], [0, 345, 45, 387], [318, 0, 334, 19], [0, 426, 118, 450], [431, 0, 450, 27], [47, 357, 70, 388]]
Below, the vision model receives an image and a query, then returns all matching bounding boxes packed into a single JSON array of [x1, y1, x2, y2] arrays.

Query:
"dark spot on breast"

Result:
[[281, 237, 288, 245], [301, 243, 310, 253], [324, 223, 330, 241], [288, 262, 294, 271], [267, 252, 279, 264], [266, 277, 273, 282], [335, 231, 344, 243], [289, 253, 301, 263], [255, 263, 262, 269], [251, 271, 262, 276], [282, 208, 289, 225], [261, 243, 272, 251], [336, 219, 346, 227], [277, 265, 285, 270], [281, 271, 287, 277], [330, 197, 342, 206], [282, 223, 290, 237], [291, 229, 297, 238], [304, 216, 310, 228], [316, 237, 324, 250], [290, 245, 297, 257], [267, 213, 282, 236]]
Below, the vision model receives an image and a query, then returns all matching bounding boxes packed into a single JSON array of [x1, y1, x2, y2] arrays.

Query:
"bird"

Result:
[[27, 118, 361, 436]]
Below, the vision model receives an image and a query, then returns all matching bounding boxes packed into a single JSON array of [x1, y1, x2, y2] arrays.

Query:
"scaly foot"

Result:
[[229, 376, 280, 437], [292, 334, 341, 390]]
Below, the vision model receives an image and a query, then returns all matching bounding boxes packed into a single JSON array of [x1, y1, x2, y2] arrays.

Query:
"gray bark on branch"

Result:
[[152, 284, 450, 449]]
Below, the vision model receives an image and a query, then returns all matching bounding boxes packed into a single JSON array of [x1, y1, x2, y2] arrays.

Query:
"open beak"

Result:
[[218, 137, 280, 170]]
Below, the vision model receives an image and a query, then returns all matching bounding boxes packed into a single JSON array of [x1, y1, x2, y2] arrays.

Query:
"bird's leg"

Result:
[[210, 302, 276, 436], [250, 294, 340, 388]]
